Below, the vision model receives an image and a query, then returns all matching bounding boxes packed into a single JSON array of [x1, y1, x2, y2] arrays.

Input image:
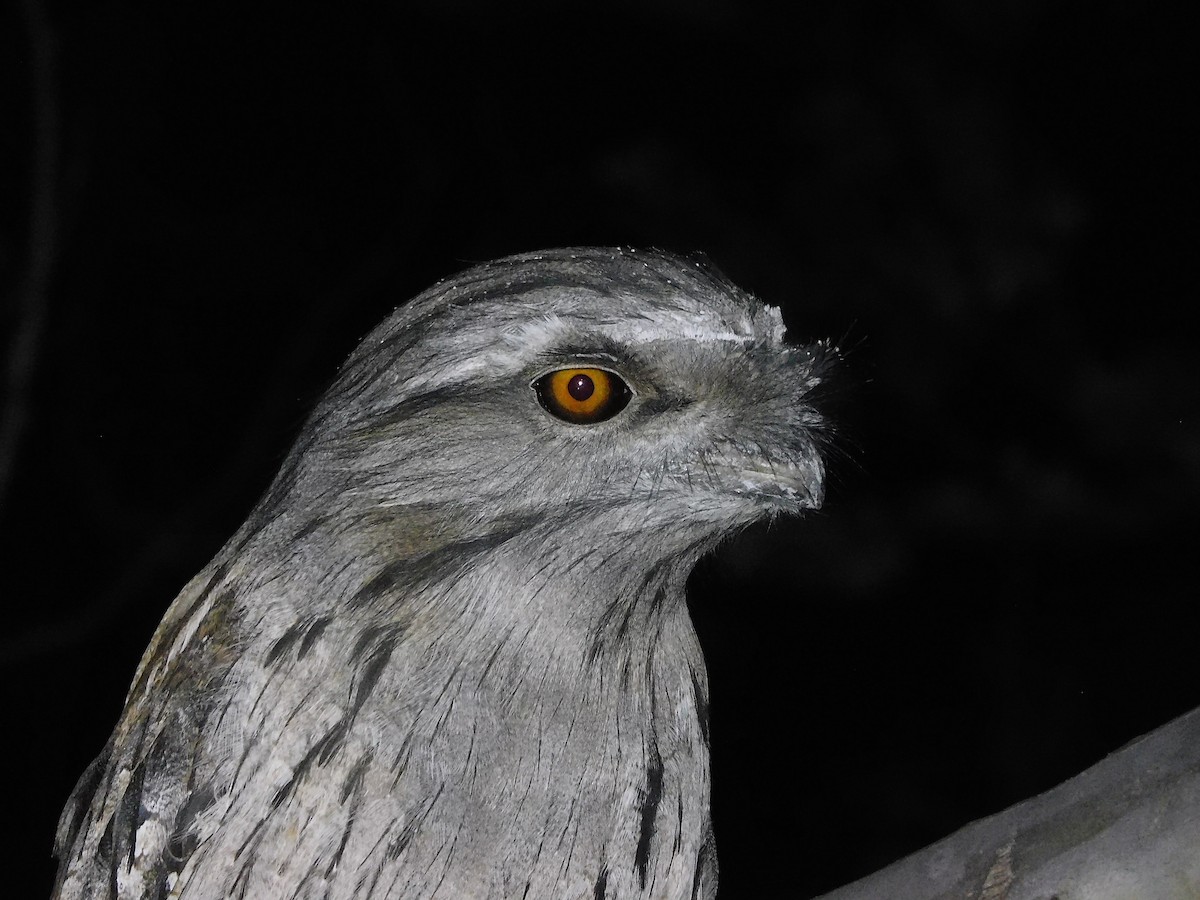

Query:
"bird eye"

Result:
[[533, 367, 632, 424]]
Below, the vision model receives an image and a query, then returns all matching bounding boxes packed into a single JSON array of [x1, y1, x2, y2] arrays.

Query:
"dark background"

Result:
[[2, 2, 1196, 897]]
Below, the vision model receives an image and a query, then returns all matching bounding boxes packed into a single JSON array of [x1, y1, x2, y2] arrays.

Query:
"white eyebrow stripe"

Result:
[[395, 302, 786, 397], [596, 324, 756, 344], [501, 314, 573, 350], [502, 306, 785, 350]]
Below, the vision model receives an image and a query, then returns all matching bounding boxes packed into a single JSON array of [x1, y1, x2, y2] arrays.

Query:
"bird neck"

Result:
[[357, 537, 714, 898]]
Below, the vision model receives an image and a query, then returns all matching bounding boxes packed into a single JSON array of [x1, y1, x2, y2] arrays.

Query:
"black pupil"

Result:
[[567, 373, 595, 402]]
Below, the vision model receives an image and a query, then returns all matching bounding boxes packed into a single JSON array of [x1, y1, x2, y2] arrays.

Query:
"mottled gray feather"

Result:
[[53, 247, 831, 900]]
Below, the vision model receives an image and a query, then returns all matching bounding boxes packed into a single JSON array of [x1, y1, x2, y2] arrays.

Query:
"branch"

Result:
[[815, 706, 1200, 900]]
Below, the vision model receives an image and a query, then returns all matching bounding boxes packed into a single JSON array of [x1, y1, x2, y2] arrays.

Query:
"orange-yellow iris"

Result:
[[547, 368, 612, 419], [535, 367, 630, 424]]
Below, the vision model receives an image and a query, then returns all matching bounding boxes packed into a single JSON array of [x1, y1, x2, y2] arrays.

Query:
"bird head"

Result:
[[264, 247, 832, 586]]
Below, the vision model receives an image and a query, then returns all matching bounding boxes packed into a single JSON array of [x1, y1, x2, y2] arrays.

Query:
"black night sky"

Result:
[[2, 3, 1196, 898]]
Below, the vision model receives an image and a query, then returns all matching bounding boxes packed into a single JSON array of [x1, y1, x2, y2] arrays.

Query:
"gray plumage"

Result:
[[53, 247, 832, 900]]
